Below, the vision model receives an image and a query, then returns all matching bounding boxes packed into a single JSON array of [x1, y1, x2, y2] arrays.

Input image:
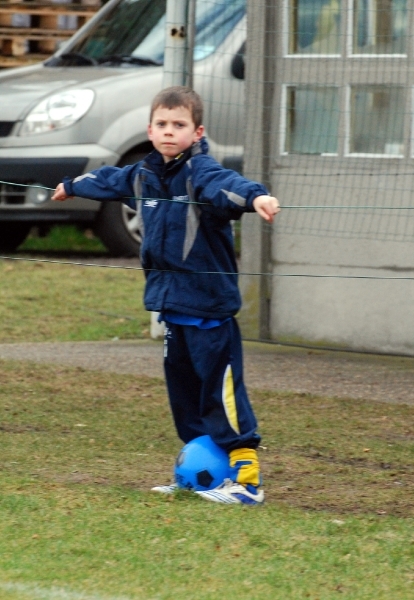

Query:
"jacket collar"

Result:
[[191, 136, 209, 156], [143, 137, 209, 175]]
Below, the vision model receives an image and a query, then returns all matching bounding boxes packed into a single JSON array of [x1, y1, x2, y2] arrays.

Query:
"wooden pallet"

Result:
[[0, 1, 100, 65], [0, 51, 47, 66]]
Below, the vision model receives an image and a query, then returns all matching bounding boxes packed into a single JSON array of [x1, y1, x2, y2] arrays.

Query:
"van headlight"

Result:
[[20, 89, 95, 136]]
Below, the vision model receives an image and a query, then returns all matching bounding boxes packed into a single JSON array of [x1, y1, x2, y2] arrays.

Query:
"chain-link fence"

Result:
[[166, 0, 414, 355]]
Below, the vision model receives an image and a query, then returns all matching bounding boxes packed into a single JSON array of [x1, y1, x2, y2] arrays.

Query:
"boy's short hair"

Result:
[[150, 86, 204, 128]]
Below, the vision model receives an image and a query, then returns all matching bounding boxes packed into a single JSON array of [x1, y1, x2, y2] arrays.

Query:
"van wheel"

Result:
[[0, 222, 31, 252], [95, 200, 142, 257], [94, 151, 147, 257]]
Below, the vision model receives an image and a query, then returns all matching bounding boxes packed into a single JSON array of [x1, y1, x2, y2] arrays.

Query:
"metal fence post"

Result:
[[163, 0, 194, 87], [239, 0, 274, 340]]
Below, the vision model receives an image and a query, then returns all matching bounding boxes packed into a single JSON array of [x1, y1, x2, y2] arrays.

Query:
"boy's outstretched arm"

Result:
[[51, 163, 141, 203], [253, 195, 281, 224]]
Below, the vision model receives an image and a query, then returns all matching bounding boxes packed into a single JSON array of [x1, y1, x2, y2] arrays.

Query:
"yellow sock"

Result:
[[229, 448, 261, 488]]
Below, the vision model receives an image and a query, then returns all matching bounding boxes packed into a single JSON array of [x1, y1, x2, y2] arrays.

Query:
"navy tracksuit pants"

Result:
[[163, 317, 260, 452]]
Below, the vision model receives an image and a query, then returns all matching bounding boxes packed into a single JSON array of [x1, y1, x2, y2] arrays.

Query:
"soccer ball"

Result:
[[174, 435, 230, 491]]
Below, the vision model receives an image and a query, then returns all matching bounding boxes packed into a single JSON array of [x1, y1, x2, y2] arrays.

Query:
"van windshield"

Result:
[[56, 0, 245, 66]]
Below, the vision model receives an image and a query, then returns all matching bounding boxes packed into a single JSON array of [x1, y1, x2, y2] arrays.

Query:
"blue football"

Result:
[[174, 435, 230, 491]]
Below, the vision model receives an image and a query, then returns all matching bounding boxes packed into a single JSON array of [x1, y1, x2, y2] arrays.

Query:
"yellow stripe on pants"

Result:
[[222, 364, 240, 434]]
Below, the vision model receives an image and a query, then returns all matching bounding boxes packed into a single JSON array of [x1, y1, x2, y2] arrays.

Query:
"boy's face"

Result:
[[147, 105, 204, 162]]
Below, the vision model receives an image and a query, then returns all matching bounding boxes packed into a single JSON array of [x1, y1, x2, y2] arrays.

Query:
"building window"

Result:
[[283, 86, 339, 154], [289, 0, 341, 54], [353, 0, 407, 55], [348, 86, 405, 156]]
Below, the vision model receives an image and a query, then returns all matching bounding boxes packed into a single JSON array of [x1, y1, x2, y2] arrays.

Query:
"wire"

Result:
[[1, 255, 414, 280], [2, 180, 414, 210]]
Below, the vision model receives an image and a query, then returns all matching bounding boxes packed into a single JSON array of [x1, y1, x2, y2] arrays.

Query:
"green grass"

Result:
[[19, 225, 107, 254], [1, 359, 414, 599], [0, 259, 149, 342], [1, 258, 414, 598]]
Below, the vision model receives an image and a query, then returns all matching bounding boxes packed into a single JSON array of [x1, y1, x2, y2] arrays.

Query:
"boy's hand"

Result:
[[51, 183, 72, 202], [253, 195, 281, 223]]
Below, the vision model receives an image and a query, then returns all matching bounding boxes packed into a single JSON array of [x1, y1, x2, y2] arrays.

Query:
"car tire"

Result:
[[94, 151, 146, 257], [0, 222, 32, 252], [95, 200, 142, 257]]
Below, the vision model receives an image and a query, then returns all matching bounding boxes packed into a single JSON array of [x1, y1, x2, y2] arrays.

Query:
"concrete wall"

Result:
[[241, 0, 414, 355]]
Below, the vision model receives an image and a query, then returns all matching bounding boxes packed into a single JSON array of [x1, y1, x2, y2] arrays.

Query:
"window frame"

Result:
[[280, 84, 340, 156], [345, 84, 406, 158], [349, 0, 407, 57], [283, 0, 342, 57]]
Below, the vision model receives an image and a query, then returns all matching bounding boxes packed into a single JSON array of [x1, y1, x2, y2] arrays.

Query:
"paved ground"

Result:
[[1, 339, 414, 405], [3, 252, 414, 405]]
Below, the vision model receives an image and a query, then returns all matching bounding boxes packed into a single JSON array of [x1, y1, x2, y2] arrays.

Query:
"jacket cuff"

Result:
[[245, 185, 269, 211], [63, 176, 74, 196]]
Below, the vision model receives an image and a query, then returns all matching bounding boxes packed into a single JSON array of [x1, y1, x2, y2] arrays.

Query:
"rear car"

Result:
[[0, 0, 246, 255]]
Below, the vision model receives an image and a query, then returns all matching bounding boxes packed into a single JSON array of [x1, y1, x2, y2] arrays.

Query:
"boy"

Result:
[[52, 86, 280, 505]]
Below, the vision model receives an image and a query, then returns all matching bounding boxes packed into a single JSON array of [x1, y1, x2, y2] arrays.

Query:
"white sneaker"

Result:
[[195, 478, 264, 505], [151, 483, 179, 494]]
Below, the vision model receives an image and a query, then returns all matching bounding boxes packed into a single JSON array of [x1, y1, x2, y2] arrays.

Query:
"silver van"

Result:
[[0, 0, 246, 255]]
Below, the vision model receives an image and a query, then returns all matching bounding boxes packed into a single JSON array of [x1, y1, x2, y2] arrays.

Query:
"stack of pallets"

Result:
[[0, 0, 100, 68]]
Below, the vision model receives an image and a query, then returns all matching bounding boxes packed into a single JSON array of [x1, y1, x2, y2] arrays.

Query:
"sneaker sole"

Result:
[[196, 490, 264, 505]]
